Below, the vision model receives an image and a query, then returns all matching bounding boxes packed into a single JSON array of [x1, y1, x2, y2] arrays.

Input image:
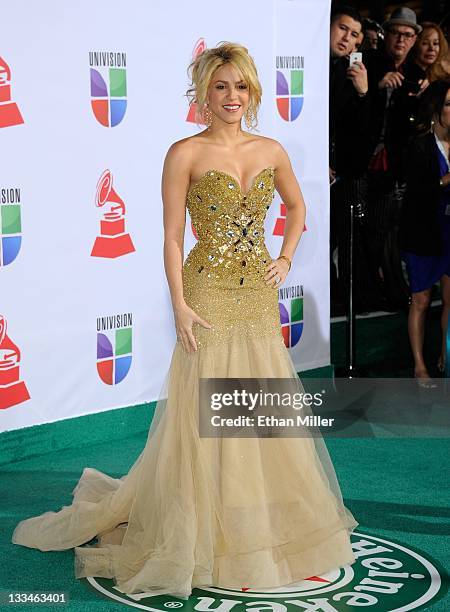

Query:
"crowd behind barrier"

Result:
[[329, 3, 450, 384]]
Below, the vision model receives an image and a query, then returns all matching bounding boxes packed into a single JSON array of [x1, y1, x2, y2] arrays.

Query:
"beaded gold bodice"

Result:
[[184, 167, 275, 289]]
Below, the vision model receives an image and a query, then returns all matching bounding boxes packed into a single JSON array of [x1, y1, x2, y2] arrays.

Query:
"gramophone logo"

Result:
[[273, 201, 307, 237], [1, 187, 22, 266], [278, 285, 304, 348], [97, 313, 132, 385], [186, 38, 207, 125], [89, 51, 127, 127], [273, 202, 287, 236], [0, 315, 30, 410], [91, 170, 135, 259], [276, 55, 304, 122], [0, 57, 24, 129]]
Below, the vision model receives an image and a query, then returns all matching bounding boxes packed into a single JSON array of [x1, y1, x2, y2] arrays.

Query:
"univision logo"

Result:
[[0, 187, 22, 266], [279, 285, 303, 348], [96, 313, 132, 385], [84, 532, 445, 611], [276, 55, 304, 122], [89, 51, 127, 127]]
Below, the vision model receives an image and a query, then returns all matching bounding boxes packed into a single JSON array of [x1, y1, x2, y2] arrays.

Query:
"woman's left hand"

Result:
[[264, 257, 290, 288]]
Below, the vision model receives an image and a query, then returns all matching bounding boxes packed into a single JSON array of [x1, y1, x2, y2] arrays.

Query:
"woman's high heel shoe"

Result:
[[414, 367, 438, 389], [414, 375, 438, 389]]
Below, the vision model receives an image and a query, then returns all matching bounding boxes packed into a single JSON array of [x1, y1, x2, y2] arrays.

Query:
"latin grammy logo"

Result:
[[91, 170, 135, 259], [273, 202, 287, 236], [191, 220, 198, 240], [186, 38, 207, 125], [0, 315, 30, 410], [273, 202, 307, 237], [0, 57, 24, 129]]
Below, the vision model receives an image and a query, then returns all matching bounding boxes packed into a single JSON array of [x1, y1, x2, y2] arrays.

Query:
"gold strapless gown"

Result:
[[12, 168, 357, 599]]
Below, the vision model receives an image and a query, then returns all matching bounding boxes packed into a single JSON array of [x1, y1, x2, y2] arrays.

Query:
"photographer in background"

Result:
[[329, 4, 376, 314]]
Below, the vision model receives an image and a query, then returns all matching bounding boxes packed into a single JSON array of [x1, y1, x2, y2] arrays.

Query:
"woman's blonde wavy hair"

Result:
[[413, 22, 449, 82], [186, 42, 262, 129]]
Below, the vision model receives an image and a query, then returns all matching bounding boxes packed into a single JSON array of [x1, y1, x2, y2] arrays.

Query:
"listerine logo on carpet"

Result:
[[278, 285, 303, 348], [275, 55, 304, 122], [1, 187, 22, 266], [91, 170, 135, 259], [96, 313, 132, 385], [89, 51, 127, 127], [0, 314, 30, 410], [84, 532, 445, 611]]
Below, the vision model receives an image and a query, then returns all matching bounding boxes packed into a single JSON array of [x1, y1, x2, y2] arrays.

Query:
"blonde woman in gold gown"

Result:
[[12, 43, 358, 599]]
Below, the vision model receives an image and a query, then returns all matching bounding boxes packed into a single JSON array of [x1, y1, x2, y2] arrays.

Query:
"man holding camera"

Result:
[[329, 4, 376, 314]]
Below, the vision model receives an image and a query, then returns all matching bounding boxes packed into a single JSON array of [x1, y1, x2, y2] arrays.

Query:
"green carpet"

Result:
[[1, 310, 448, 610], [1, 434, 448, 611]]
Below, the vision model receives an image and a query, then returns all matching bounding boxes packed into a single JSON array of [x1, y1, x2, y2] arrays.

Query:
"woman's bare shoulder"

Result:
[[164, 133, 209, 166], [245, 134, 287, 167], [247, 134, 285, 154]]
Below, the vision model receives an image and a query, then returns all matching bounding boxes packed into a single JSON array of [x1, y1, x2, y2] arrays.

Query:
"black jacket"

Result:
[[329, 55, 373, 178], [364, 49, 426, 181], [399, 132, 443, 256]]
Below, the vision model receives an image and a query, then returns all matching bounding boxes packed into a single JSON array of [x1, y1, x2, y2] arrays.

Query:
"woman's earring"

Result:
[[244, 105, 256, 130], [430, 119, 435, 133], [204, 104, 213, 128]]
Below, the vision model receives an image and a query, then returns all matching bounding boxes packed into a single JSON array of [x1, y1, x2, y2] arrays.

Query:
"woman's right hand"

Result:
[[174, 303, 212, 353]]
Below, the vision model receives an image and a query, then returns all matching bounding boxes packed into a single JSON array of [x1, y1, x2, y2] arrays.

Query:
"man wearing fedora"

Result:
[[363, 7, 425, 310]]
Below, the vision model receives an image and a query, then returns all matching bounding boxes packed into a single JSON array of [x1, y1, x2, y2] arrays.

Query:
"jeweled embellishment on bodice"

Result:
[[185, 167, 275, 288]]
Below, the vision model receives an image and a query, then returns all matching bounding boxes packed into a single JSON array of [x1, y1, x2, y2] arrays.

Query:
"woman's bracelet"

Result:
[[277, 255, 291, 270]]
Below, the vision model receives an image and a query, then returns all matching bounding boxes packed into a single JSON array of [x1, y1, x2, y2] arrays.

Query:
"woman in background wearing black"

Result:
[[400, 80, 450, 385]]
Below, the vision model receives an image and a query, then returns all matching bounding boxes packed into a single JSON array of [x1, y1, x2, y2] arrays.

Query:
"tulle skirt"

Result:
[[12, 283, 358, 600]]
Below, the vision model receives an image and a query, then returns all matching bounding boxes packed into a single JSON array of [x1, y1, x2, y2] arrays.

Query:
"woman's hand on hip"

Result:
[[174, 303, 212, 353], [264, 257, 290, 288]]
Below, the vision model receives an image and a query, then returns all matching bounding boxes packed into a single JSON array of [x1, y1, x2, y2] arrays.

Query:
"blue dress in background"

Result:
[[403, 141, 450, 293]]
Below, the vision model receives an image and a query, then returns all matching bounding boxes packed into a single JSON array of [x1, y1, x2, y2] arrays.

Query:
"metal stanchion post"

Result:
[[337, 198, 366, 378], [347, 202, 356, 377]]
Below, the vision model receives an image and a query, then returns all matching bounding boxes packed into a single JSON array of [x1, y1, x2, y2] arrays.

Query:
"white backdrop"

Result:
[[0, 0, 331, 432]]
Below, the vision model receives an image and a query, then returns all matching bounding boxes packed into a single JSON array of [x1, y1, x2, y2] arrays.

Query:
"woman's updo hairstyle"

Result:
[[187, 42, 262, 129]]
